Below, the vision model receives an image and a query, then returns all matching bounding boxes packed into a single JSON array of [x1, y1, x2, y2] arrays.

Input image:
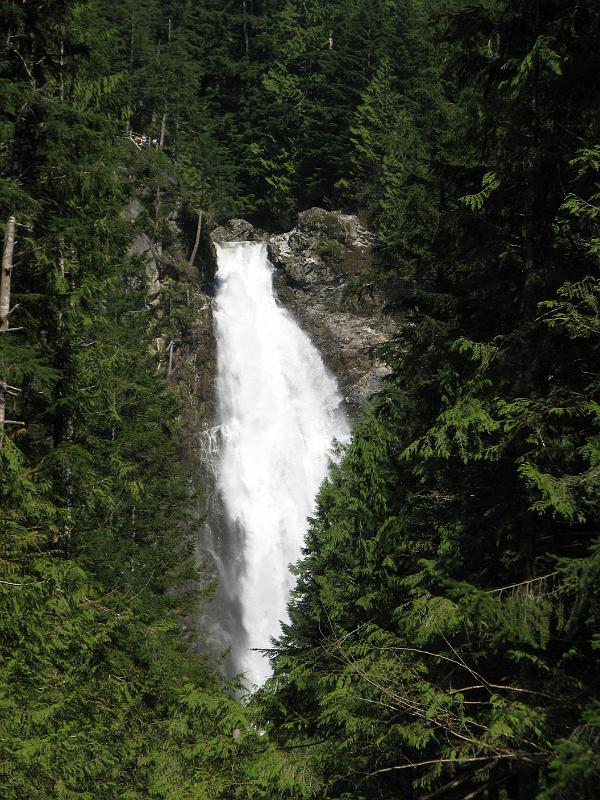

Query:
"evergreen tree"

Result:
[[260, 2, 600, 798]]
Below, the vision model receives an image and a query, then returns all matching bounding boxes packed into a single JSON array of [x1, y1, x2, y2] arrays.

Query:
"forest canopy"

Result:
[[1, 0, 600, 798]]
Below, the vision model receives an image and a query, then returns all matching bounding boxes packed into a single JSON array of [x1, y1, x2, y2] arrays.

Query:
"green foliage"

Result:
[[460, 171, 500, 211], [3, 0, 600, 798], [318, 238, 344, 263], [0, 2, 269, 796], [260, 2, 600, 799]]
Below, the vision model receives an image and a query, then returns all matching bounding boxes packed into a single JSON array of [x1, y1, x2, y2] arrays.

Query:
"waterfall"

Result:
[[211, 241, 350, 688]]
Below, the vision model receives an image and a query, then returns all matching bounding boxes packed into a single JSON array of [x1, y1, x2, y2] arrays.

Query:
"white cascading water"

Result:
[[213, 241, 350, 688]]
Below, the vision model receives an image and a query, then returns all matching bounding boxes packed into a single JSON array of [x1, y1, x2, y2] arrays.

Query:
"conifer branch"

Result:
[[486, 571, 560, 595], [364, 754, 518, 777], [11, 48, 36, 89]]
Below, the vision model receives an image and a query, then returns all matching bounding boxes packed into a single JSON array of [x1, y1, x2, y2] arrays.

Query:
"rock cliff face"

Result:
[[210, 208, 396, 411], [210, 219, 268, 243], [268, 208, 396, 411], [123, 197, 216, 461], [130, 199, 393, 435]]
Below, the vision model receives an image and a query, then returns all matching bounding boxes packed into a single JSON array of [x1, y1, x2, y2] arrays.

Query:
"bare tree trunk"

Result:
[[159, 18, 171, 151], [522, 0, 542, 316], [167, 339, 174, 379], [189, 209, 203, 269], [242, 0, 249, 58], [174, 87, 180, 159], [59, 39, 64, 101], [0, 379, 6, 445], [0, 216, 17, 447], [159, 109, 167, 151], [125, 15, 135, 134], [0, 216, 15, 333]]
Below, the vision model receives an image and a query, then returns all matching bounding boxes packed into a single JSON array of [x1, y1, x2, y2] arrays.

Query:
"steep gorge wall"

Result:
[[123, 197, 217, 462], [130, 199, 400, 424]]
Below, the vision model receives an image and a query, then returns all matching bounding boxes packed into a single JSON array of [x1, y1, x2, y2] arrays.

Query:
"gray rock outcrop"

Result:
[[268, 208, 397, 411], [210, 219, 268, 243]]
